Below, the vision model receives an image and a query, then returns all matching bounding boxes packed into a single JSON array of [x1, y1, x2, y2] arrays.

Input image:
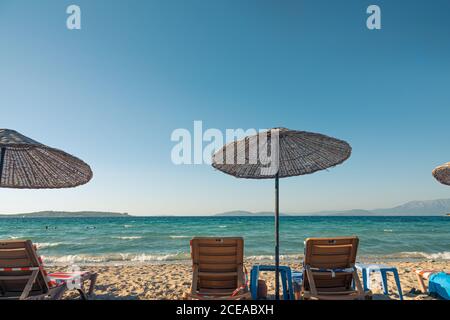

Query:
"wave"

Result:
[[169, 235, 190, 239], [393, 251, 450, 260], [130, 253, 190, 262], [353, 251, 450, 261], [247, 254, 303, 261], [112, 236, 143, 240], [426, 252, 450, 260], [38, 249, 450, 265], [41, 252, 191, 265], [35, 242, 63, 249]]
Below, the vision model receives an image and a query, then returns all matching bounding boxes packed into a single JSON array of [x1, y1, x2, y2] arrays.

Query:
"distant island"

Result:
[[1, 198, 450, 217], [215, 211, 289, 217], [0, 211, 129, 218], [214, 198, 450, 217]]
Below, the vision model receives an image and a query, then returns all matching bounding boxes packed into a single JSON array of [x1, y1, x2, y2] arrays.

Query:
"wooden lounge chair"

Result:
[[0, 240, 97, 300], [186, 237, 251, 300], [300, 236, 369, 300]]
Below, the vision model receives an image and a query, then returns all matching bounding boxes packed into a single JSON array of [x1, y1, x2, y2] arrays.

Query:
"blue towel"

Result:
[[429, 272, 450, 300]]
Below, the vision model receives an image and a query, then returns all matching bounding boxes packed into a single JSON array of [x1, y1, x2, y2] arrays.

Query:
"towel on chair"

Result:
[[429, 272, 450, 300]]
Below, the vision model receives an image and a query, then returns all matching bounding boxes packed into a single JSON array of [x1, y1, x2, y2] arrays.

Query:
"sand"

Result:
[[57, 260, 449, 300]]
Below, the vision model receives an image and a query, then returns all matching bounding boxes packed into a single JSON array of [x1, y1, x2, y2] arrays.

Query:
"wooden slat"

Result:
[[199, 255, 237, 264], [312, 279, 349, 289], [199, 246, 236, 256], [199, 263, 237, 273], [197, 288, 236, 295], [308, 262, 350, 269], [0, 258, 33, 268], [198, 272, 237, 278], [0, 275, 32, 280], [193, 237, 242, 246], [0, 280, 43, 293], [199, 279, 236, 289], [317, 289, 357, 294], [0, 289, 49, 298], [312, 244, 352, 255], [309, 254, 351, 266], [0, 248, 29, 259], [0, 241, 29, 250]]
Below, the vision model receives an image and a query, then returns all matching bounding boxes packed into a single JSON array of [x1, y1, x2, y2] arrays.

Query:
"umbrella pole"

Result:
[[275, 174, 280, 300], [0, 147, 5, 186]]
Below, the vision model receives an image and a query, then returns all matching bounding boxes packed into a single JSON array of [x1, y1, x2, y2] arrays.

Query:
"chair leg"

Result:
[[362, 269, 369, 292], [250, 267, 258, 300], [51, 285, 67, 300], [77, 288, 88, 300], [381, 271, 389, 295], [286, 269, 294, 300], [88, 273, 98, 297], [393, 270, 403, 300], [74, 273, 97, 300], [280, 270, 288, 300]]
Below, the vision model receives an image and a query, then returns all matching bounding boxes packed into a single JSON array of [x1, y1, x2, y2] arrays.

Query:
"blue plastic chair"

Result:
[[250, 265, 295, 300], [355, 263, 403, 300]]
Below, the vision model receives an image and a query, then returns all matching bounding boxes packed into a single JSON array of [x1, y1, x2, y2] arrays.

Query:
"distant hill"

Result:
[[215, 199, 450, 217], [302, 209, 374, 216], [2, 198, 449, 218], [295, 199, 450, 216], [371, 199, 450, 215], [0, 211, 130, 218], [215, 211, 289, 217]]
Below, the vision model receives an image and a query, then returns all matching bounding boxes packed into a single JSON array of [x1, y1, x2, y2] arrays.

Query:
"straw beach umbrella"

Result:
[[212, 128, 351, 299], [432, 162, 450, 186], [0, 129, 92, 189]]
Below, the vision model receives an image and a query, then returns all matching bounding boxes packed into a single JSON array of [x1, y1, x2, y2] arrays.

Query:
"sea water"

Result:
[[0, 216, 448, 265]]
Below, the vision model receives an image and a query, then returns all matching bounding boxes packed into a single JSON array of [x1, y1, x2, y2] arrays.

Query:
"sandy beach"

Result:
[[57, 259, 449, 300]]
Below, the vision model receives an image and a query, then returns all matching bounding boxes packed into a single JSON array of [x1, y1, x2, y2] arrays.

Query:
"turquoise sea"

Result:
[[0, 216, 449, 264]]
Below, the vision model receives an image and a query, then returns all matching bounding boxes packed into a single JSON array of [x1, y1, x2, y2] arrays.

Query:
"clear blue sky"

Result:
[[0, 0, 449, 215]]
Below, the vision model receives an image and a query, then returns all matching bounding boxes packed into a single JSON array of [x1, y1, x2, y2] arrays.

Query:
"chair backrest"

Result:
[[190, 237, 244, 295], [303, 237, 359, 292], [0, 240, 51, 298]]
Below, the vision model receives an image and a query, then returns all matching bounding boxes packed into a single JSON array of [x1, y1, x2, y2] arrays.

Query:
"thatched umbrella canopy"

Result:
[[0, 129, 92, 189], [432, 162, 450, 186], [212, 128, 351, 299]]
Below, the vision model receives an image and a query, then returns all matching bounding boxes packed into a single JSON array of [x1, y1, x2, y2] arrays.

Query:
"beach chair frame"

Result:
[[301, 237, 369, 300], [187, 237, 251, 300], [49, 271, 98, 300], [0, 240, 67, 300], [0, 240, 97, 300]]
